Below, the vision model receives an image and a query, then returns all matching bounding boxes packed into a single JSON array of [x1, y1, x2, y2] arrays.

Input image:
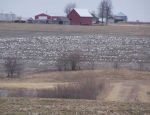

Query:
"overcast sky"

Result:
[[0, 0, 150, 22]]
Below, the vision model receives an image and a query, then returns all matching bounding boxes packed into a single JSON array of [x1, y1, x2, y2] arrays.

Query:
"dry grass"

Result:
[[51, 75, 104, 99], [0, 69, 150, 89], [0, 69, 150, 102], [139, 85, 150, 102], [0, 22, 150, 36], [0, 82, 69, 90]]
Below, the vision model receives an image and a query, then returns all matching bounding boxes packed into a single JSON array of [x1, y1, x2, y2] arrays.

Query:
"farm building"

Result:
[[107, 12, 128, 23], [67, 9, 93, 25], [0, 12, 15, 21], [35, 13, 64, 24], [57, 17, 70, 25], [114, 12, 128, 23], [35, 13, 62, 20], [35, 13, 51, 20]]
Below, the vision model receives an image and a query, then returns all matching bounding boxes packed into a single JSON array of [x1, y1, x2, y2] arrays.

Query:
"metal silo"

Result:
[[0, 13, 15, 21]]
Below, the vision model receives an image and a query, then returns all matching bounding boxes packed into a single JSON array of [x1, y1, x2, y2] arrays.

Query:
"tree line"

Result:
[[1, 49, 95, 78], [1, 48, 146, 78]]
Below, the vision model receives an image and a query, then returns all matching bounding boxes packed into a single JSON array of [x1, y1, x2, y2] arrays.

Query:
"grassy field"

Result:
[[0, 98, 150, 115], [0, 69, 150, 102], [0, 22, 150, 37], [0, 69, 150, 89]]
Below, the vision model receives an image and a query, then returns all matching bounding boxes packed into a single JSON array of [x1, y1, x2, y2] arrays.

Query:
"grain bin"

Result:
[[0, 13, 16, 21]]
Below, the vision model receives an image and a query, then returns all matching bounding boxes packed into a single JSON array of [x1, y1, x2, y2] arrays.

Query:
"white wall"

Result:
[[39, 16, 47, 20]]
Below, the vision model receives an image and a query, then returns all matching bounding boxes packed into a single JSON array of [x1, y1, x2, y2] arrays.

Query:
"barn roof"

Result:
[[74, 9, 93, 17], [116, 12, 127, 17]]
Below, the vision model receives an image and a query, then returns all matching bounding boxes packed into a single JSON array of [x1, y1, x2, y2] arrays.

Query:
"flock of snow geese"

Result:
[[0, 35, 150, 70]]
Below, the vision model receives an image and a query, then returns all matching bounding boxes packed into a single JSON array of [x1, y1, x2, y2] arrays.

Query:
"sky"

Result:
[[0, 0, 150, 22]]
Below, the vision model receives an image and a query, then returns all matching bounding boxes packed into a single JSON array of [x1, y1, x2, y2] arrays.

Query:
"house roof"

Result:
[[74, 9, 93, 17], [58, 17, 70, 22], [35, 13, 50, 17], [35, 13, 65, 19], [116, 12, 127, 17]]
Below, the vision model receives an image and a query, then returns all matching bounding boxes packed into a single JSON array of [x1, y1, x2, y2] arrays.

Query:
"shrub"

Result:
[[56, 50, 82, 71], [52, 73, 104, 100], [3, 57, 23, 78]]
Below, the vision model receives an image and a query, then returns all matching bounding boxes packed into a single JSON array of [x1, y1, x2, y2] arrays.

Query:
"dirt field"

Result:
[[0, 69, 150, 103], [0, 22, 150, 37], [1, 30, 150, 73], [0, 98, 150, 115]]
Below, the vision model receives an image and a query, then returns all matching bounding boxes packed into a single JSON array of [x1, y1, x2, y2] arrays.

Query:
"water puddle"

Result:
[[0, 89, 55, 98]]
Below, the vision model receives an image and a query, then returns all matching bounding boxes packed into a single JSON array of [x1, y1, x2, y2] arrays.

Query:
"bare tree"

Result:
[[56, 50, 82, 71], [105, 0, 113, 25], [90, 11, 96, 17], [16, 62, 23, 76], [138, 61, 143, 71], [98, 0, 106, 26], [114, 61, 119, 69], [68, 50, 81, 71], [64, 2, 77, 15], [3, 57, 23, 78], [56, 52, 70, 71], [98, 0, 113, 26]]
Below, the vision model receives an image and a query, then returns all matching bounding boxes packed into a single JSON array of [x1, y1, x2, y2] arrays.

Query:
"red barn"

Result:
[[35, 13, 61, 20], [67, 9, 93, 25]]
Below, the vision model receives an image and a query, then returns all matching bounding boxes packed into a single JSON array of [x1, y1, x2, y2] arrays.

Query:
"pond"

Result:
[[0, 89, 55, 98]]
